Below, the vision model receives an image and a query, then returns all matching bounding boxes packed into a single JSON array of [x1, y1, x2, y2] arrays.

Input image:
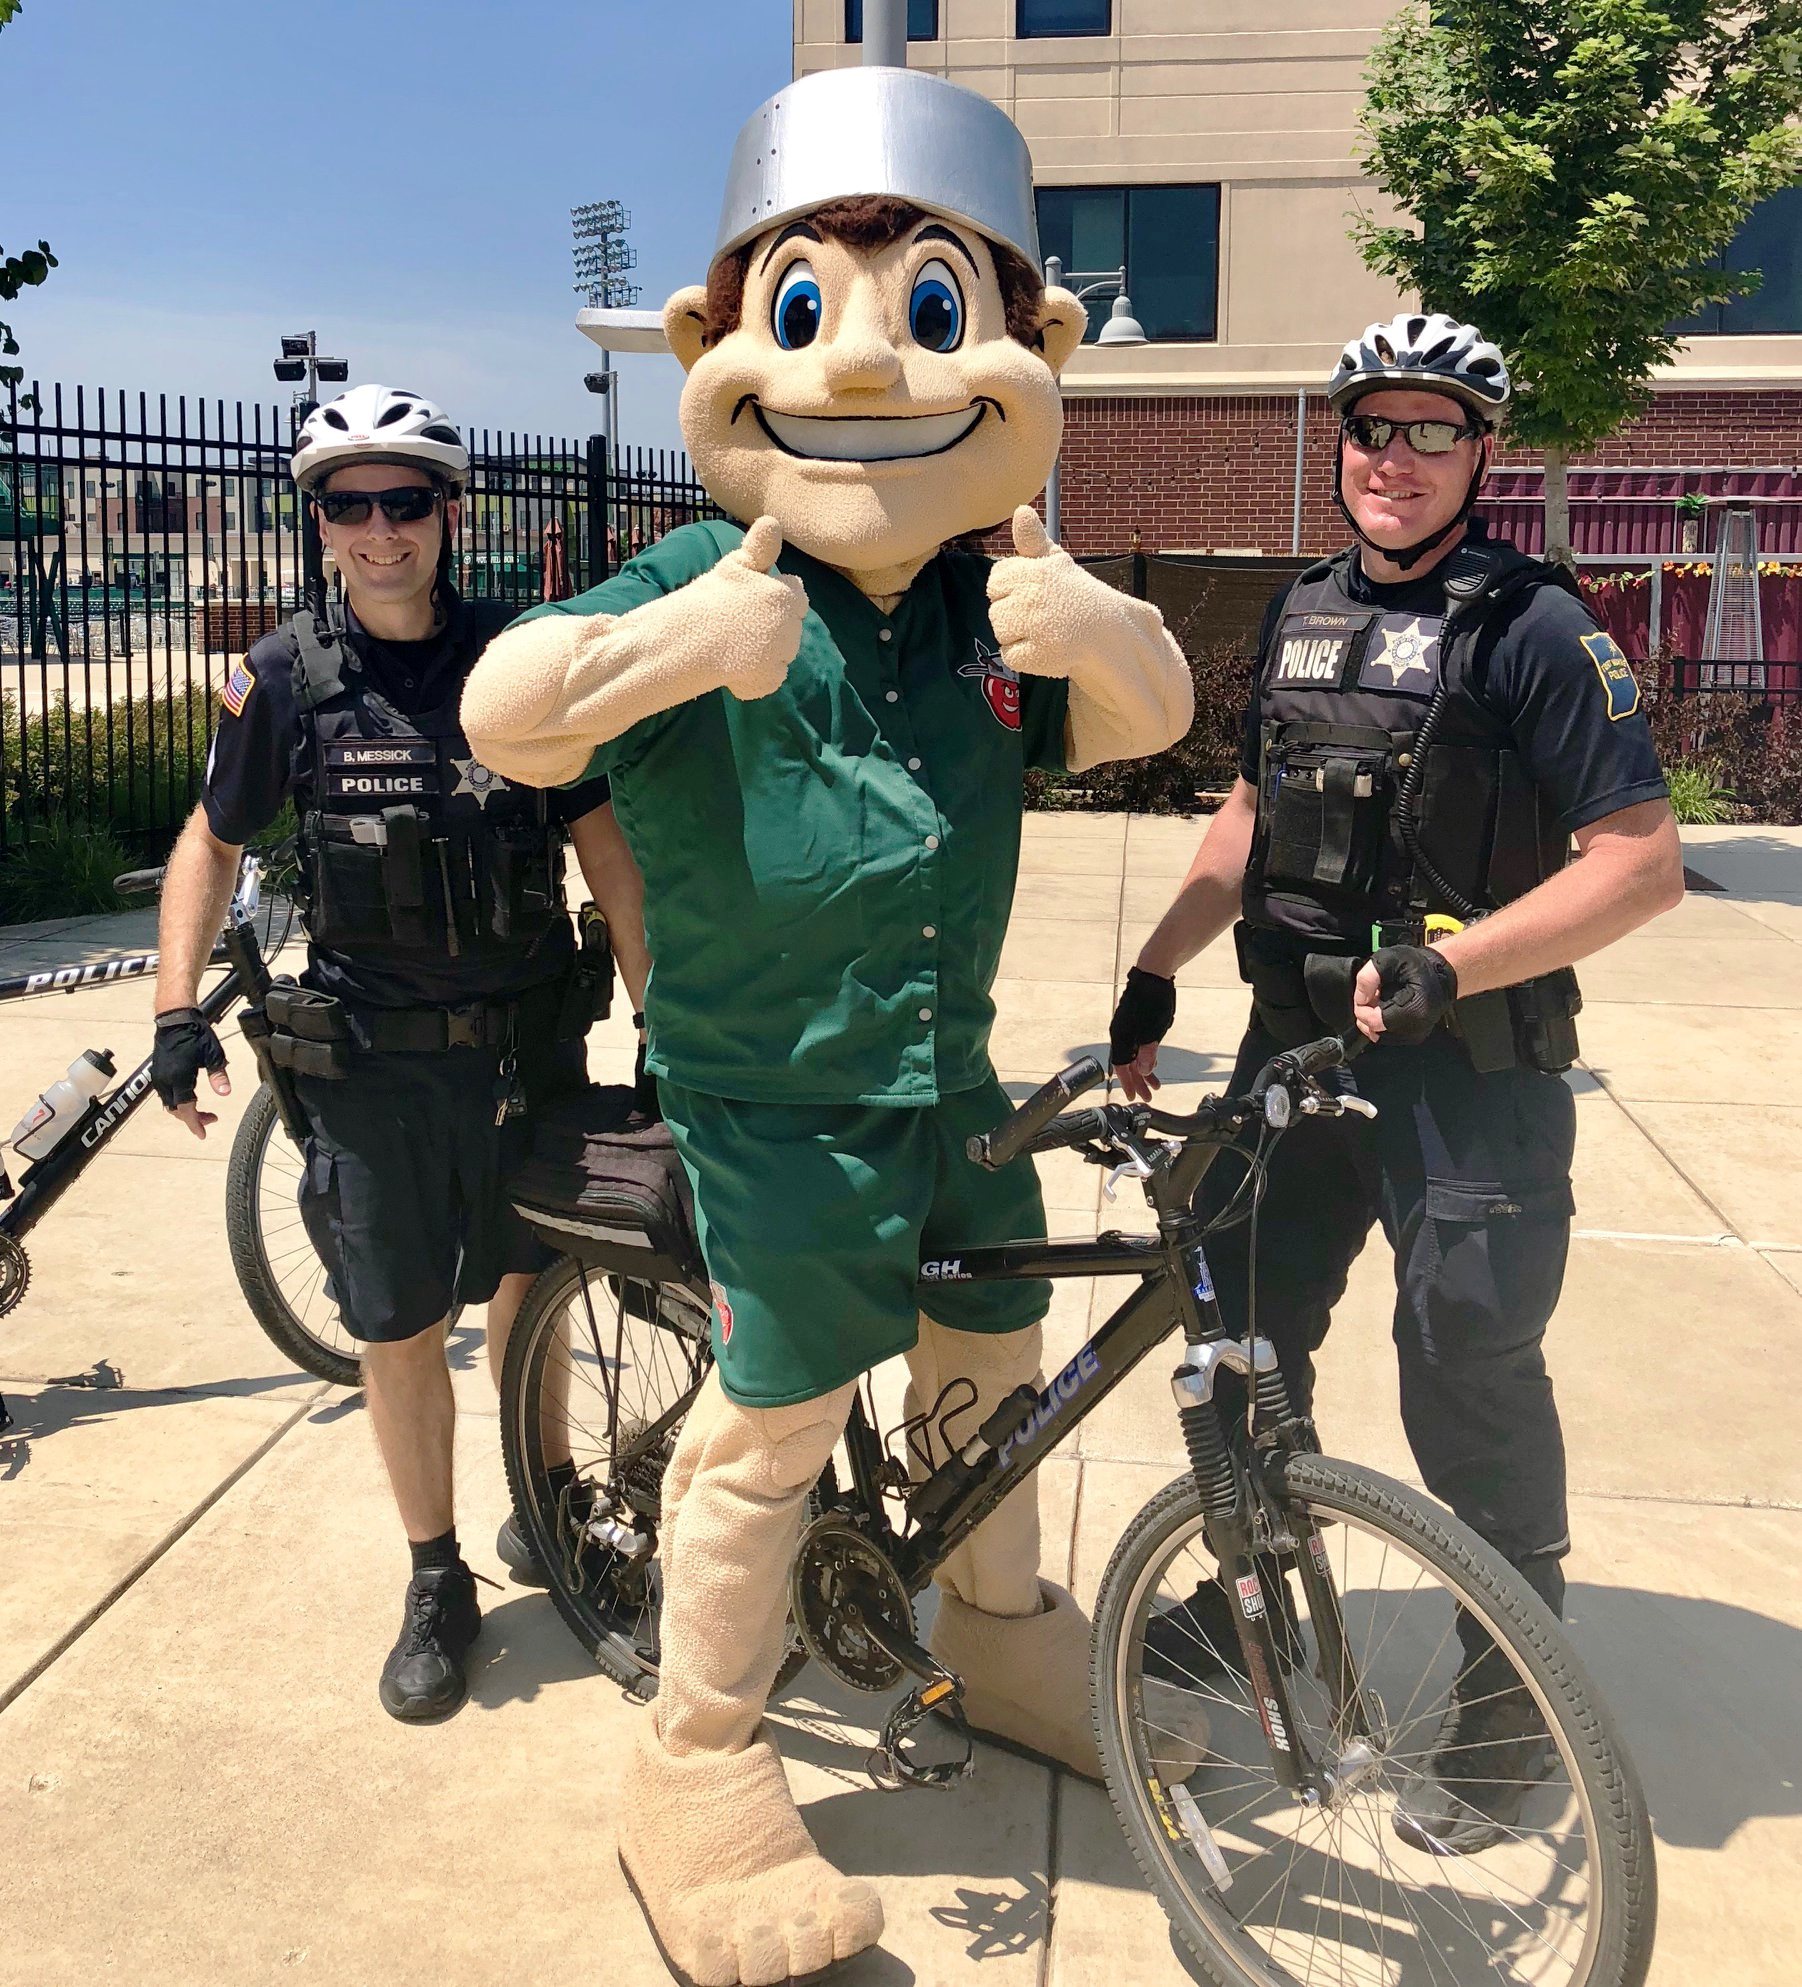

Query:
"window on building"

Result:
[[1036, 184, 1219, 342], [1675, 185, 1802, 335], [845, 0, 938, 39], [1018, 0, 1111, 34]]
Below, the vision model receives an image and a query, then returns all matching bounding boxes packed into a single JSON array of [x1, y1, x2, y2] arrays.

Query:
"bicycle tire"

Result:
[[1093, 1457, 1656, 1987], [501, 1252, 813, 1698]]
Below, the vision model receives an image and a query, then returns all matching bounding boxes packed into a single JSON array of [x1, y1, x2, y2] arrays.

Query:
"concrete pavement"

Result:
[[1, 821, 1799, 1984]]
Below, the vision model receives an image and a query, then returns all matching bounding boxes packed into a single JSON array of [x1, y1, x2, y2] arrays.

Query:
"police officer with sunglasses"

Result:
[[1110, 314, 1684, 1851], [150, 385, 652, 1721]]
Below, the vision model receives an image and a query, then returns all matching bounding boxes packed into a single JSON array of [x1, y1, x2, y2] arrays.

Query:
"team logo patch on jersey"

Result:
[[220, 657, 255, 718], [959, 637, 1022, 730], [1360, 615, 1442, 692], [1581, 632, 1641, 720]]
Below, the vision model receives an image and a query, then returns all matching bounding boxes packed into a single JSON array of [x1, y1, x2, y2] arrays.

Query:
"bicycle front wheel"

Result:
[[1093, 1457, 1655, 1987], [226, 1081, 359, 1386]]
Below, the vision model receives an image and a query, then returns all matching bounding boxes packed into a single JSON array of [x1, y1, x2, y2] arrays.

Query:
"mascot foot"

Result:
[[929, 1579, 1105, 1785], [618, 1722, 884, 1987]]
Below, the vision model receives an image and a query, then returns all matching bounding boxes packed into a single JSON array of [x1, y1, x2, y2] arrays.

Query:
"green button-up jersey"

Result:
[[516, 519, 1068, 1106]]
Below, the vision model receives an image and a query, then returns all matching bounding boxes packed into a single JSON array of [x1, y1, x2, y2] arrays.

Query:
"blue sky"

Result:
[[3, 0, 794, 453]]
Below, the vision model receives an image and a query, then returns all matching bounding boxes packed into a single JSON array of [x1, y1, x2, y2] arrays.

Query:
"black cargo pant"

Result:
[[1201, 1016, 1575, 1617]]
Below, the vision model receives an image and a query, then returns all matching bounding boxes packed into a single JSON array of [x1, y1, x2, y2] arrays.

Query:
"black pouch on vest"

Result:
[[1451, 990, 1518, 1073], [1261, 732, 1393, 900], [1509, 968, 1582, 1074], [508, 1083, 700, 1280]]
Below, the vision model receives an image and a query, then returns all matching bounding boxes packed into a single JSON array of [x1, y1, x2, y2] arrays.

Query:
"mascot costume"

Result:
[[463, 65, 1193, 1987]]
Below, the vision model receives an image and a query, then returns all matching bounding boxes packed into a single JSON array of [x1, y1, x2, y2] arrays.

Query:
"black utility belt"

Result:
[[260, 982, 520, 1080], [1236, 922, 1581, 1075]]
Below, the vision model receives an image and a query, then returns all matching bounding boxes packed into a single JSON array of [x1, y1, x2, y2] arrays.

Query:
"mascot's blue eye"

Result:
[[909, 260, 964, 353], [772, 262, 823, 350]]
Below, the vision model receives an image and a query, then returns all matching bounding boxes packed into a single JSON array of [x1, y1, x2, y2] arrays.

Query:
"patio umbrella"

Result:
[[541, 517, 572, 602]]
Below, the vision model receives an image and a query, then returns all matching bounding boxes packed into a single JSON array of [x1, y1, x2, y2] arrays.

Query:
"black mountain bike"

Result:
[[499, 1038, 1655, 1987], [0, 852, 369, 1403]]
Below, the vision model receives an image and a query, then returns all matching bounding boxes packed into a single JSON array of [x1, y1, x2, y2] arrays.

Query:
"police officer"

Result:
[[150, 385, 651, 1721], [1110, 314, 1684, 1850]]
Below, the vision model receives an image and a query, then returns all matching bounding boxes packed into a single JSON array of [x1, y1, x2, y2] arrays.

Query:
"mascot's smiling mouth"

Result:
[[740, 397, 998, 463]]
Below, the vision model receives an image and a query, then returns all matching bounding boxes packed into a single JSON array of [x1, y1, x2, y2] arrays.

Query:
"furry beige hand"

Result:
[[457, 514, 808, 789], [985, 504, 1194, 774]]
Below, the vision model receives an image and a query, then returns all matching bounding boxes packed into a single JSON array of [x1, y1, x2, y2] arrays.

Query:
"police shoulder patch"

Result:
[[220, 656, 256, 719], [1580, 631, 1640, 721]]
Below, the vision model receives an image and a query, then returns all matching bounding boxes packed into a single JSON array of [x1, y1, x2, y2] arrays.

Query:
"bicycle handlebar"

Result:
[[966, 1056, 1106, 1171], [113, 868, 165, 898]]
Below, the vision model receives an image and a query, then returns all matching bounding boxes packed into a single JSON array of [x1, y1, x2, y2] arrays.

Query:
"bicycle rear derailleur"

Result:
[[790, 1513, 973, 1791]]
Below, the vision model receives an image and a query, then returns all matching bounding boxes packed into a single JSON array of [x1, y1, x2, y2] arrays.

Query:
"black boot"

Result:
[[1141, 1559, 1305, 1688], [1391, 1675, 1557, 1855], [378, 1564, 481, 1722]]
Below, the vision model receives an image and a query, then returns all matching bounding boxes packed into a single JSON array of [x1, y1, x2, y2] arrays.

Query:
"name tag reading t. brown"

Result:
[[322, 738, 439, 804]]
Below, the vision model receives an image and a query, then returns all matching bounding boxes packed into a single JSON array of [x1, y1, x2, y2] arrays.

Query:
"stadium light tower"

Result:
[[572, 201, 641, 446]]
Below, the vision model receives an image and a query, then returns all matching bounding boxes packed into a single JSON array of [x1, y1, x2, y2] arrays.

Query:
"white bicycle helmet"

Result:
[[290, 384, 471, 494], [1327, 313, 1511, 423]]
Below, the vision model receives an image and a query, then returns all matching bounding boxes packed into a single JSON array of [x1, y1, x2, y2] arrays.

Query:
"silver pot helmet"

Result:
[[290, 384, 471, 493], [1328, 313, 1511, 424], [713, 66, 1040, 271]]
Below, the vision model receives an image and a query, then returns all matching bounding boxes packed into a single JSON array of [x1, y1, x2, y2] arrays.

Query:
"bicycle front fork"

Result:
[[1170, 1328, 1369, 1795]]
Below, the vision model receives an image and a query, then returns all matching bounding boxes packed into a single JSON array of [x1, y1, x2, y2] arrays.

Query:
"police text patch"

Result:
[[1581, 632, 1640, 720], [322, 738, 438, 802], [220, 658, 255, 718], [1274, 613, 1359, 687]]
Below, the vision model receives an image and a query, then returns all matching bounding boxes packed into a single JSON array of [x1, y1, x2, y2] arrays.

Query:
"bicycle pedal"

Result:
[[869, 1672, 975, 1791]]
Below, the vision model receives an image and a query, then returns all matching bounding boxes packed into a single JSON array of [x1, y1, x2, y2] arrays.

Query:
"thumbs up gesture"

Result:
[[690, 513, 809, 701], [985, 504, 1119, 681]]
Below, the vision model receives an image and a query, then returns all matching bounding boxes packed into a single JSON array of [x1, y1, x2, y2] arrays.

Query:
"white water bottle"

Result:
[[10, 1050, 116, 1161]]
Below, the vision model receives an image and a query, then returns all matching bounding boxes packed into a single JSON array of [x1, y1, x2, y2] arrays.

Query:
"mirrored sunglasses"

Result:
[[1342, 414, 1483, 455]]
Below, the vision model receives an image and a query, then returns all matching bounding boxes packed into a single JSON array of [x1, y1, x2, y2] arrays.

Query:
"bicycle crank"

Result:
[[0, 1235, 30, 1318]]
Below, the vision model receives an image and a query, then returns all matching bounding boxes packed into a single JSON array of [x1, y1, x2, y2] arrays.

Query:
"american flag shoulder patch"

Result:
[[221, 657, 255, 718]]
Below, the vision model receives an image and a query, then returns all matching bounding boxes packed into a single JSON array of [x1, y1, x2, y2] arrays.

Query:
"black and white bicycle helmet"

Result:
[[1327, 313, 1511, 424], [290, 384, 471, 494]]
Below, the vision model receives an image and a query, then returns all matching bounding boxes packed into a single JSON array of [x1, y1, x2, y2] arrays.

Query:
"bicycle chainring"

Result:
[[790, 1515, 913, 1693], [0, 1235, 29, 1318]]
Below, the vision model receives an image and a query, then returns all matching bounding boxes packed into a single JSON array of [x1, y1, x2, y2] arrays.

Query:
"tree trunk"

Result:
[[1542, 444, 1576, 570]]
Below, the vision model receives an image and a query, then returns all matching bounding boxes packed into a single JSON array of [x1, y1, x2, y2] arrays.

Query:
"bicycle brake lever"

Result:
[[1103, 1147, 1155, 1201]]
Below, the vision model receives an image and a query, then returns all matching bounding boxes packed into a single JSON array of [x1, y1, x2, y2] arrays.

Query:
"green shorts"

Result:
[[659, 1074, 1052, 1406]]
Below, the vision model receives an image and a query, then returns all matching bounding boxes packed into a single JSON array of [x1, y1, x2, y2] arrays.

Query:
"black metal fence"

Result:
[[0, 380, 721, 860]]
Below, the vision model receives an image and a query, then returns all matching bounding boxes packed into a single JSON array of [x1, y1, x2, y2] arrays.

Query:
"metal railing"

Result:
[[0, 384, 729, 859]]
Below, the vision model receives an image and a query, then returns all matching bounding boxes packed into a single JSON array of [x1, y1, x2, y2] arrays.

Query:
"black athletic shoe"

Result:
[[495, 1510, 550, 1588], [378, 1564, 481, 1722], [1141, 1561, 1305, 1688], [1391, 1683, 1558, 1856]]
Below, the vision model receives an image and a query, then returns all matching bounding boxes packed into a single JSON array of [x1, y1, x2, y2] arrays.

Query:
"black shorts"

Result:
[[294, 996, 587, 1344]]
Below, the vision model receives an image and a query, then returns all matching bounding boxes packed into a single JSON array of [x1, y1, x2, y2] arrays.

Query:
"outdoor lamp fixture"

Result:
[[1041, 258, 1147, 538], [272, 331, 348, 401]]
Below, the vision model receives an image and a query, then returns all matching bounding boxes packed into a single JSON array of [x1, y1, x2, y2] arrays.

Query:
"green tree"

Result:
[[1355, 1, 1802, 564], [1, 0, 57, 424]]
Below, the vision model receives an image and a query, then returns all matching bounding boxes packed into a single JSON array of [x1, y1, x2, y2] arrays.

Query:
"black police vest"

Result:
[[1244, 535, 1580, 950], [289, 601, 569, 976]]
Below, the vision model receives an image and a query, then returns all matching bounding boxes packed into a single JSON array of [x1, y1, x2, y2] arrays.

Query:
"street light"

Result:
[[271, 330, 348, 406], [573, 200, 641, 448], [1041, 257, 1146, 541]]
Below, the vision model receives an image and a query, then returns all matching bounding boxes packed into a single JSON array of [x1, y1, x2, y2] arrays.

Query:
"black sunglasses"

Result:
[[1342, 414, 1485, 455], [314, 486, 442, 525]]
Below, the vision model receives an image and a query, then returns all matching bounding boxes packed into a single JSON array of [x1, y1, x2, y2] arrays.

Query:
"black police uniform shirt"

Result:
[[202, 589, 610, 1009], [1239, 527, 1668, 854]]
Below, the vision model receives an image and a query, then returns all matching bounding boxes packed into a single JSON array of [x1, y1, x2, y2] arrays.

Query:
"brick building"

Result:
[[793, 1, 1802, 566]]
